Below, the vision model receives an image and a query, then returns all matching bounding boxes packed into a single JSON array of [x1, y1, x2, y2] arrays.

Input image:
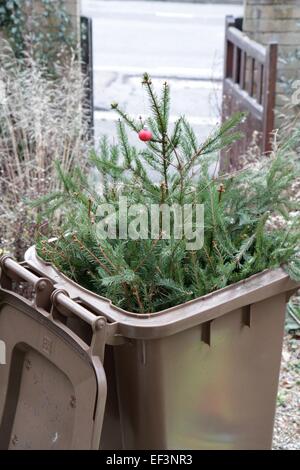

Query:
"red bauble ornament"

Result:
[[138, 128, 152, 142]]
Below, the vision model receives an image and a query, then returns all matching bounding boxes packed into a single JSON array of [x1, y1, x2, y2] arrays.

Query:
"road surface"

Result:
[[81, 0, 243, 143]]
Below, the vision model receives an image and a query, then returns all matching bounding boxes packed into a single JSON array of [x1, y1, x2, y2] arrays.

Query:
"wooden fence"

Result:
[[220, 16, 278, 172]]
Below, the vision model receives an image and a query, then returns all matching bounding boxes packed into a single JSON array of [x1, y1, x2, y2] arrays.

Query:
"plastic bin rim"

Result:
[[24, 245, 299, 339]]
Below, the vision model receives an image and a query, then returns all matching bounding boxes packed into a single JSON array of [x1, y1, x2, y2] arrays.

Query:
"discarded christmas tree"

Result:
[[34, 73, 300, 313]]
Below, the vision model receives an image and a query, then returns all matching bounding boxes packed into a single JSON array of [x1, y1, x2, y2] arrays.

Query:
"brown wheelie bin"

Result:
[[0, 249, 299, 450], [0, 256, 107, 450]]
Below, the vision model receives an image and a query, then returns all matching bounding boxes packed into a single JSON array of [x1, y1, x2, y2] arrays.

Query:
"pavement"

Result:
[[81, 0, 243, 143]]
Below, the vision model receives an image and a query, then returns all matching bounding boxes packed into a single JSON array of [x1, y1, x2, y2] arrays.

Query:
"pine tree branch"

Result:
[[142, 74, 169, 195], [72, 234, 112, 275]]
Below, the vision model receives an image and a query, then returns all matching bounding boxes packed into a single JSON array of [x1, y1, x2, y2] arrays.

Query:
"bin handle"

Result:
[[0, 256, 123, 350], [0, 255, 114, 359], [50, 288, 108, 361], [50, 289, 124, 349], [0, 255, 105, 329], [0, 255, 54, 310], [51, 288, 102, 331]]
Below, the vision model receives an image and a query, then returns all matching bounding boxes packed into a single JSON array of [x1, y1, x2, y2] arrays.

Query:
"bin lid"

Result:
[[0, 257, 107, 450]]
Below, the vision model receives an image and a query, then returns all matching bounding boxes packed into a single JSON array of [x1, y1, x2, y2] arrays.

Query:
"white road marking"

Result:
[[155, 12, 195, 19]]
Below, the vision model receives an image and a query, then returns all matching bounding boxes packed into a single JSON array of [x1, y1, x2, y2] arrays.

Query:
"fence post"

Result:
[[262, 43, 278, 153], [80, 16, 94, 141]]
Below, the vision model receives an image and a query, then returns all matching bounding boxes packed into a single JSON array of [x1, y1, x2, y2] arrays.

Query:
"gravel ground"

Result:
[[272, 174, 300, 450], [273, 334, 300, 450]]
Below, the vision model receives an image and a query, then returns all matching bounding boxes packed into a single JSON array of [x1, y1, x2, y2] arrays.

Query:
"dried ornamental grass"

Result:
[[0, 40, 91, 259]]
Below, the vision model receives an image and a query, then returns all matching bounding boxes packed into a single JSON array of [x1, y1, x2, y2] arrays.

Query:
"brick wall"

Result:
[[243, 0, 300, 124]]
